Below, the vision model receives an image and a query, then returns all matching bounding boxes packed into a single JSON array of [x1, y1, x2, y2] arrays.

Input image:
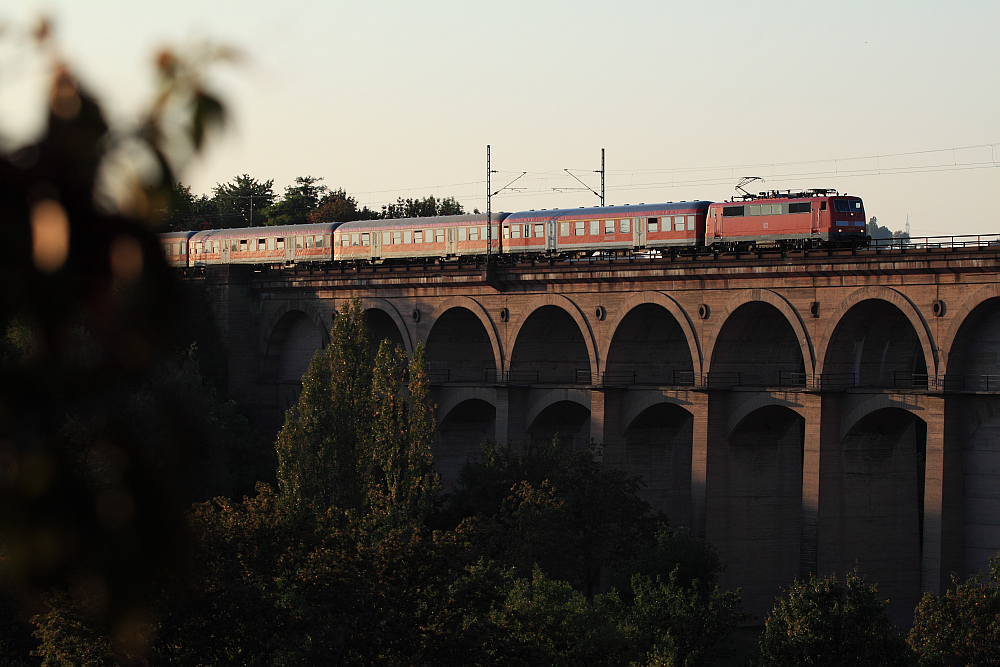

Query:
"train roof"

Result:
[[335, 213, 511, 231], [189, 222, 342, 241], [159, 230, 197, 241], [504, 201, 713, 223]]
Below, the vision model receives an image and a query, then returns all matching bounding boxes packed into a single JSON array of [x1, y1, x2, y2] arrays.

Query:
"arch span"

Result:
[[261, 299, 329, 357], [506, 294, 598, 381], [427, 296, 503, 374], [425, 299, 502, 381], [359, 297, 412, 355], [713, 404, 804, 620], [815, 286, 936, 378], [600, 291, 701, 377], [706, 293, 809, 387], [705, 289, 814, 376]]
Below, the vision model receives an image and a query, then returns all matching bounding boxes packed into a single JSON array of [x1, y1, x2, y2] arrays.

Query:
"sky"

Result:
[[2, 1, 998, 237]]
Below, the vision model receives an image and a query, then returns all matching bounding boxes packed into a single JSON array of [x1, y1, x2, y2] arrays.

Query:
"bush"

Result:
[[757, 570, 912, 667]]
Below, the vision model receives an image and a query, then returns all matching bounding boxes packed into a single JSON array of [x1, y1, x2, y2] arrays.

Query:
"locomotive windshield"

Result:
[[833, 199, 863, 213]]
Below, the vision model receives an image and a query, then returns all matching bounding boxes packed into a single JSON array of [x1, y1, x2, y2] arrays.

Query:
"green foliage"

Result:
[[212, 173, 274, 227], [30, 593, 116, 667], [261, 175, 328, 227], [620, 571, 744, 667], [908, 556, 1000, 667], [275, 299, 440, 526], [382, 194, 465, 219], [757, 570, 913, 667], [163, 182, 217, 231], [610, 525, 724, 598], [447, 440, 657, 595]]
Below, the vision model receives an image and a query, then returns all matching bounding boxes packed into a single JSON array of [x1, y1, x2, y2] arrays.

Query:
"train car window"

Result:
[[604, 219, 615, 234], [590, 220, 599, 235], [435, 229, 445, 243], [534, 224, 544, 238], [382, 232, 390, 245], [820, 201, 827, 211], [621, 219, 631, 234], [647, 218, 658, 233], [425, 229, 433, 243], [748, 205, 761, 216], [361, 233, 369, 246], [575, 221, 585, 236], [239, 239, 248, 252], [342, 235, 350, 247], [674, 216, 685, 231], [559, 222, 570, 236], [503, 226, 510, 239], [687, 216, 696, 231], [458, 227, 467, 242], [511, 225, 521, 239], [180, 243, 186, 254], [414, 230, 423, 244], [266, 238, 274, 250], [404, 230, 412, 244], [293, 236, 301, 249], [469, 226, 479, 241], [316, 235, 325, 248], [305, 236, 314, 249], [491, 225, 498, 240], [392, 231, 402, 244], [277, 238, 285, 250], [789, 203, 811, 214], [723, 205, 745, 217]]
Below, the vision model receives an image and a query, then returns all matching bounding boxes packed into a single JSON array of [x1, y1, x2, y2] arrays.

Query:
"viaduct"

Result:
[[192, 242, 1000, 623]]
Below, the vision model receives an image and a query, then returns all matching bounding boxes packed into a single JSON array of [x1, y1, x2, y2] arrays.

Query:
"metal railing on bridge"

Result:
[[425, 366, 1000, 394]]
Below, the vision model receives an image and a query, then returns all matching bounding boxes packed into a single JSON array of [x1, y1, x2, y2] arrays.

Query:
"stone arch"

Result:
[[614, 396, 694, 525], [727, 394, 807, 437], [424, 297, 503, 380], [941, 284, 1000, 377], [599, 291, 702, 377], [434, 394, 498, 492], [839, 394, 924, 442], [621, 393, 694, 432], [704, 289, 816, 383], [831, 406, 926, 625], [261, 303, 330, 417], [526, 388, 591, 429], [260, 299, 329, 356], [436, 386, 498, 422], [712, 404, 804, 620], [358, 297, 412, 356], [815, 286, 937, 378], [506, 294, 599, 380]]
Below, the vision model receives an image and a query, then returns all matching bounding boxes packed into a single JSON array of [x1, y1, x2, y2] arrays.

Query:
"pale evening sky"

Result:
[[2, 1, 998, 237]]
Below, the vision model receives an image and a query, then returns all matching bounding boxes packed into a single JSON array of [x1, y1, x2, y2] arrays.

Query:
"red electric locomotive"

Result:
[[706, 189, 866, 249]]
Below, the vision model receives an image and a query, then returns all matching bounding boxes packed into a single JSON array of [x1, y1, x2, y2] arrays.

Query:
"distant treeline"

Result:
[[163, 174, 474, 231]]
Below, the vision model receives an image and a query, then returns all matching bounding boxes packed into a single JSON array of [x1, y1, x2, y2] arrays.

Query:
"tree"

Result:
[[262, 175, 328, 227], [908, 555, 1000, 667], [308, 187, 381, 223], [274, 298, 440, 524], [445, 440, 659, 596], [212, 173, 274, 227], [757, 570, 913, 667], [382, 194, 465, 219], [867, 216, 909, 242], [163, 182, 217, 230]]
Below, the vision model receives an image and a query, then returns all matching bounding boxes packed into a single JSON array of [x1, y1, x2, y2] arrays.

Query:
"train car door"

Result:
[[546, 221, 556, 252], [446, 227, 456, 255], [811, 203, 820, 235], [371, 230, 381, 260], [221, 237, 231, 262], [634, 217, 646, 248]]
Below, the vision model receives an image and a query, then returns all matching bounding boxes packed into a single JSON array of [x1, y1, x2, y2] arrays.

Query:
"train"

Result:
[[159, 189, 867, 268]]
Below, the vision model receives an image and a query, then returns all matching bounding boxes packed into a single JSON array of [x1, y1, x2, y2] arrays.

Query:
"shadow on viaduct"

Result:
[[198, 250, 1000, 624]]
